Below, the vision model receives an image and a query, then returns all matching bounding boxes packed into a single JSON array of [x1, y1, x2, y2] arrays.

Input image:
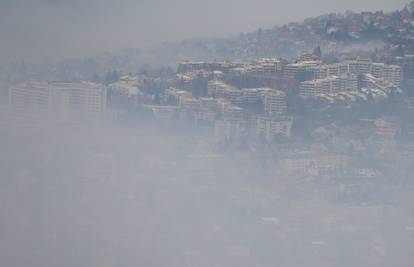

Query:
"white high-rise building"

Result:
[[300, 73, 358, 97], [49, 82, 107, 120], [9, 81, 107, 124], [264, 89, 287, 115], [383, 65, 403, 88], [284, 61, 322, 80], [309, 61, 402, 88], [9, 82, 51, 123], [256, 116, 293, 141]]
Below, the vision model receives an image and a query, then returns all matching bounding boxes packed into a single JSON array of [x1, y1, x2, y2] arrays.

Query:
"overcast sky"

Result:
[[0, 0, 408, 63]]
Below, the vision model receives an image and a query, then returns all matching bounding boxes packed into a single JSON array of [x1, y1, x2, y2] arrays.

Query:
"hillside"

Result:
[[6, 2, 414, 81]]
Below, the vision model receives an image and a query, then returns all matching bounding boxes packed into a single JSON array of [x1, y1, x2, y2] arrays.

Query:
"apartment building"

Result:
[[9, 81, 107, 123], [300, 73, 358, 97], [264, 89, 287, 115], [256, 115, 293, 141]]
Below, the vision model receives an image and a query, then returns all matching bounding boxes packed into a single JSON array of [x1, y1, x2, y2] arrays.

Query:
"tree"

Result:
[[104, 70, 119, 85], [313, 46, 322, 58], [390, 10, 402, 23]]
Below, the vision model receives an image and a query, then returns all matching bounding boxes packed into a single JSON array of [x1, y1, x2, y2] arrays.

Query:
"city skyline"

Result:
[[1, 2, 414, 267]]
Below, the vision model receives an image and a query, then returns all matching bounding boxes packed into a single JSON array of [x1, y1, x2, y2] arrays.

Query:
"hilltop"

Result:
[[147, 1, 414, 64], [5, 2, 414, 81]]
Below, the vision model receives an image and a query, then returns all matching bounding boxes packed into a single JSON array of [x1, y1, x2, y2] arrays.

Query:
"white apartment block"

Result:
[[300, 73, 358, 98], [49, 82, 107, 120], [223, 88, 243, 106], [9, 81, 107, 123], [284, 61, 322, 79], [264, 89, 287, 115], [256, 116, 293, 140], [309, 60, 402, 87], [9, 82, 51, 122], [222, 105, 244, 122], [242, 88, 262, 104]]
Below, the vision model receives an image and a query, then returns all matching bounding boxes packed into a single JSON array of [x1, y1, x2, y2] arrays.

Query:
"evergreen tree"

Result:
[[313, 46, 322, 58]]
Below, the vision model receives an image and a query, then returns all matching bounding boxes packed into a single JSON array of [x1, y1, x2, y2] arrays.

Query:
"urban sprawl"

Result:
[[1, 3, 414, 266]]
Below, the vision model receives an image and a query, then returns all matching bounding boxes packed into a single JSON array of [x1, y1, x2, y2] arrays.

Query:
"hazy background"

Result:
[[0, 0, 408, 64], [1, 2, 414, 266]]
